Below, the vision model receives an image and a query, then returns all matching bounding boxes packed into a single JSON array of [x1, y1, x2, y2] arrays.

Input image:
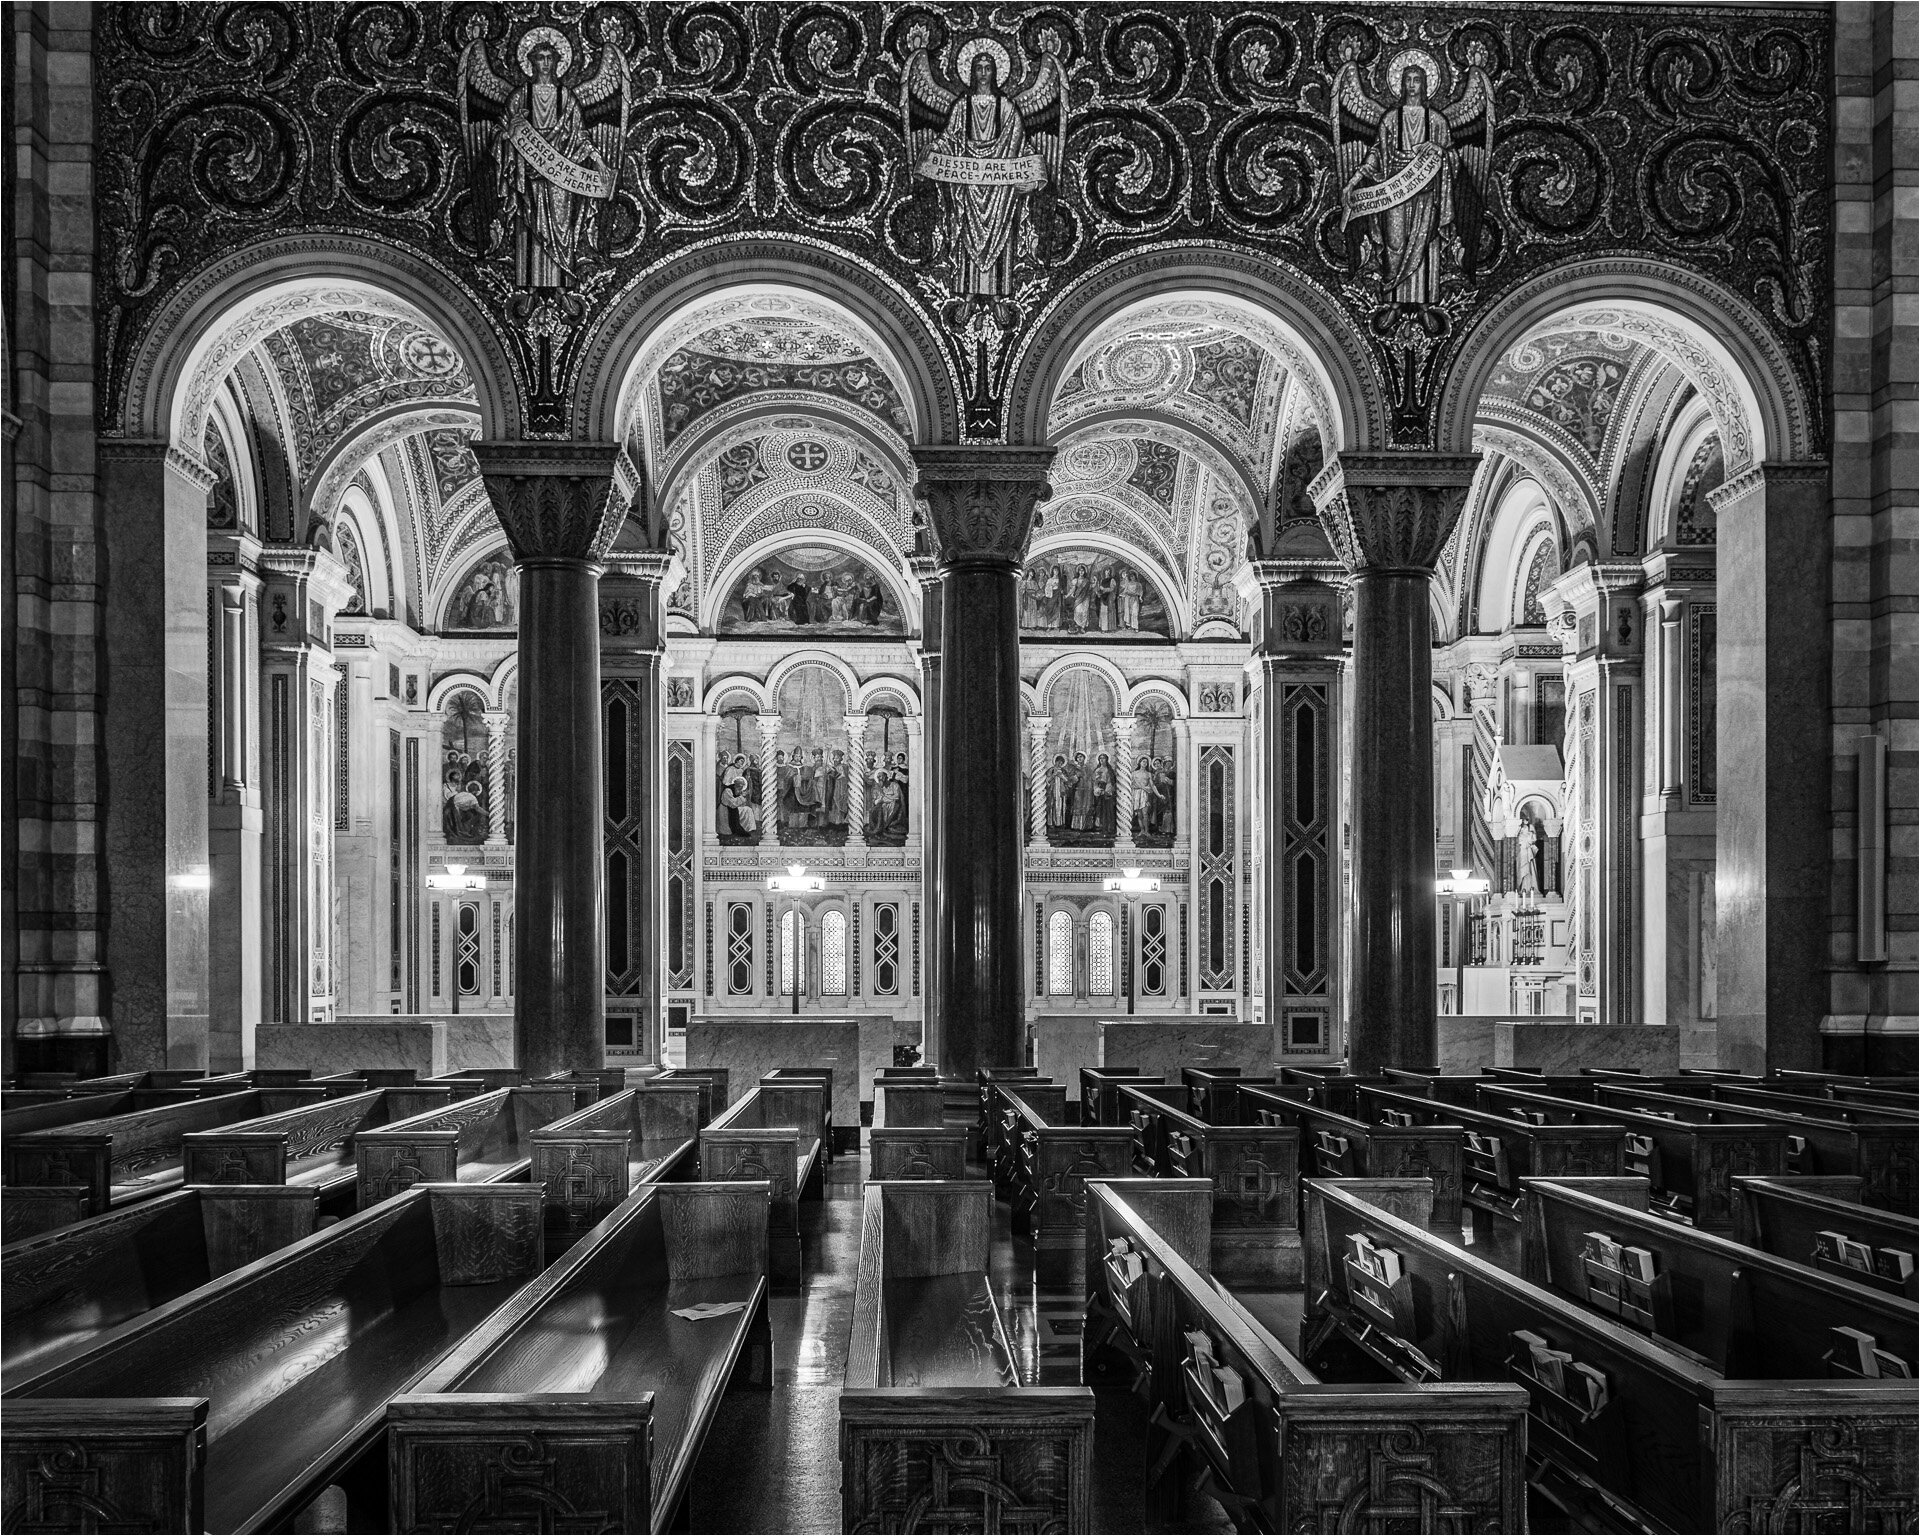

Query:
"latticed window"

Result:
[[781, 909, 801, 995], [1047, 910, 1074, 996], [821, 910, 848, 995], [1088, 912, 1115, 994]]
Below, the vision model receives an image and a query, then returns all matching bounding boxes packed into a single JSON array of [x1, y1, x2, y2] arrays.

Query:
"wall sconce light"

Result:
[[426, 863, 488, 892], [767, 864, 825, 893]]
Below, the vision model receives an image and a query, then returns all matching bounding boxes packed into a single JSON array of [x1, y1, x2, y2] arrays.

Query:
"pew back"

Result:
[[353, 1085, 586, 1206], [1730, 1175, 1920, 1301], [868, 1128, 968, 1179], [529, 1084, 704, 1239]]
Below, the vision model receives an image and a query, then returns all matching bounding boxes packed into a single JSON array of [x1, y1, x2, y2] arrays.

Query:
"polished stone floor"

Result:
[[689, 1147, 1309, 1534]]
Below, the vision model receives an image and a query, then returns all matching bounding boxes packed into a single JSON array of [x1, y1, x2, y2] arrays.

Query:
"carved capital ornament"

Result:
[[1313, 453, 1480, 575], [911, 446, 1057, 568], [473, 441, 623, 564]]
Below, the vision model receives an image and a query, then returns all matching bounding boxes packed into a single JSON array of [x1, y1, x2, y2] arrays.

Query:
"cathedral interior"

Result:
[[2, 3, 1915, 1533]]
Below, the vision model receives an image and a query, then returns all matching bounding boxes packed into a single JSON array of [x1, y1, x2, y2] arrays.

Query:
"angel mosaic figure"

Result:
[[459, 21, 634, 296], [1333, 40, 1494, 309], [902, 33, 1067, 326]]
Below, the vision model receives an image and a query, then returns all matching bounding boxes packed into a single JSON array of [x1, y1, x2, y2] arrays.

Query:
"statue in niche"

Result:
[[1333, 38, 1494, 313], [460, 20, 634, 302], [902, 32, 1066, 327], [1516, 819, 1541, 901]]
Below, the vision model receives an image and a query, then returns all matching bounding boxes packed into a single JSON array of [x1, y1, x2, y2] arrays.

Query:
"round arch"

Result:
[[1026, 531, 1189, 638], [581, 240, 960, 447], [1006, 244, 1385, 450], [304, 403, 481, 534], [1051, 408, 1265, 528], [1032, 652, 1133, 713], [1440, 259, 1814, 469], [655, 397, 918, 516], [426, 671, 500, 714], [1124, 679, 1190, 717], [705, 528, 919, 637], [118, 235, 517, 446], [706, 676, 773, 715], [855, 679, 920, 716], [764, 648, 866, 706]]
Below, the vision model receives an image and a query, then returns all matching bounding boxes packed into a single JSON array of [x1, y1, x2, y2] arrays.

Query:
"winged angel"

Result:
[[459, 20, 634, 297], [1333, 41, 1494, 309], [902, 34, 1067, 326]]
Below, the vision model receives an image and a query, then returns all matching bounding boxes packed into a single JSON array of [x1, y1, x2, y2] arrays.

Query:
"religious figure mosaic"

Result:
[[1044, 670, 1118, 846], [718, 548, 903, 636], [445, 553, 517, 630], [1020, 549, 1170, 638], [772, 666, 853, 846], [440, 690, 492, 845]]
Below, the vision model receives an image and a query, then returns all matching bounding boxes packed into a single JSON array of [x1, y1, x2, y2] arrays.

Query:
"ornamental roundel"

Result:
[[96, 5, 1830, 447]]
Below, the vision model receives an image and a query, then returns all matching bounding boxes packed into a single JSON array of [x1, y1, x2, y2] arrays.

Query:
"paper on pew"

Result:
[[672, 1301, 750, 1321]]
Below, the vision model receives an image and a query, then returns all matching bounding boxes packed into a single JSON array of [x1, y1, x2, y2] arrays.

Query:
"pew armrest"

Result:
[[1, 1397, 209, 1533]]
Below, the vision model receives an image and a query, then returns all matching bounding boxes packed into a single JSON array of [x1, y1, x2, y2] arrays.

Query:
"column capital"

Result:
[[1706, 459, 1829, 515], [474, 440, 624, 563], [599, 562, 672, 653], [910, 446, 1055, 568], [1543, 561, 1647, 662], [1249, 569, 1343, 658], [1312, 452, 1480, 574], [258, 543, 356, 648], [1025, 713, 1053, 741]]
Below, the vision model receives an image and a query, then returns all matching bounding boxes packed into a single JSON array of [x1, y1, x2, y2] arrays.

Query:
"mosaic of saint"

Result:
[[714, 708, 764, 846], [1044, 670, 1119, 847], [1131, 698, 1178, 847], [1021, 550, 1170, 638], [446, 554, 517, 630], [441, 690, 492, 846], [719, 548, 903, 636], [772, 666, 853, 847]]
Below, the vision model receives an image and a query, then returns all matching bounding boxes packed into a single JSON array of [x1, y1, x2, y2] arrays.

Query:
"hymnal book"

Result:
[[1373, 1247, 1405, 1285], [1529, 1343, 1571, 1392], [1836, 1236, 1875, 1273], [1185, 1330, 1215, 1365], [1213, 1366, 1247, 1412], [1873, 1248, 1915, 1284], [1570, 1362, 1610, 1412], [1512, 1329, 1549, 1354], [1581, 1232, 1623, 1270], [1620, 1246, 1658, 1284], [1872, 1349, 1912, 1379], [1814, 1230, 1847, 1263], [1832, 1325, 1880, 1377]]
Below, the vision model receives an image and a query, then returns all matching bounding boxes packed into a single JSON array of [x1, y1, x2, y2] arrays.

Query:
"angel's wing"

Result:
[[1332, 60, 1383, 188], [1443, 64, 1494, 152], [458, 39, 514, 243], [1445, 65, 1496, 272], [901, 48, 956, 167], [575, 42, 633, 175], [1015, 53, 1068, 185]]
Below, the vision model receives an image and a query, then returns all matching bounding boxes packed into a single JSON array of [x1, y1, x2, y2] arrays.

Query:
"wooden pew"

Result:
[[877, 1078, 947, 1128], [3, 1090, 197, 1142], [1239, 1082, 1466, 1233], [1356, 1081, 1626, 1242], [1382, 1066, 1497, 1110], [178, 1086, 456, 1210], [3, 1185, 319, 1378], [1473, 1082, 1787, 1231], [1647, 1076, 1920, 1124], [841, 1180, 1094, 1533], [4, 1086, 334, 1217], [1181, 1066, 1274, 1126], [662, 1065, 729, 1123], [0, 1187, 92, 1242], [976, 1065, 1041, 1155], [352, 1084, 588, 1208], [2, 1183, 545, 1534], [986, 1076, 1066, 1183], [868, 1127, 969, 1179], [698, 1076, 827, 1286], [1586, 1080, 1917, 1213], [528, 1083, 704, 1246], [991, 1082, 1134, 1284], [1110, 1082, 1302, 1283], [1518, 1174, 1918, 1378], [768, 1065, 844, 1154], [389, 1181, 773, 1534], [1079, 1066, 1160, 1128], [1301, 1176, 1919, 1531], [1084, 1177, 1526, 1531], [1731, 1175, 1920, 1301]]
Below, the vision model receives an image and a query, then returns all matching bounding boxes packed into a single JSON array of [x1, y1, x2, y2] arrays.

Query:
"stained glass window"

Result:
[[781, 910, 800, 995], [1089, 912, 1115, 994], [1048, 910, 1073, 996], [822, 910, 848, 995]]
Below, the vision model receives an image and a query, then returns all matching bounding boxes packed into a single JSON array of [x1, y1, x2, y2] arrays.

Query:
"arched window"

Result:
[[780, 910, 802, 995], [821, 910, 848, 995], [1089, 912, 1115, 994], [1047, 910, 1074, 996]]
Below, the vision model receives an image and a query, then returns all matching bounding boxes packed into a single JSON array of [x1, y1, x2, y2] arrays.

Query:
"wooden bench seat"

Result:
[[868, 1126, 969, 1179], [1588, 1081, 1918, 1212], [353, 1084, 589, 1207], [3, 1185, 319, 1379], [4, 1086, 335, 1217], [1079, 1066, 1159, 1127], [1181, 1065, 1274, 1125], [1382, 1066, 1502, 1109], [1731, 1175, 1920, 1300], [1301, 1175, 1918, 1530], [992, 1083, 1133, 1284], [1112, 1081, 1302, 1282], [529, 1082, 704, 1245], [842, 1180, 1094, 1532], [1239, 1081, 1466, 1232], [1649, 1077, 1920, 1124], [1084, 1177, 1526, 1531], [698, 1076, 827, 1286], [389, 1181, 772, 1533], [1357, 1081, 1626, 1241], [2, 1183, 545, 1534], [660, 1065, 729, 1125], [178, 1086, 456, 1210], [3, 1089, 200, 1142], [986, 1076, 1065, 1180], [1474, 1082, 1787, 1231], [766, 1065, 839, 1156], [1518, 1174, 1918, 1377]]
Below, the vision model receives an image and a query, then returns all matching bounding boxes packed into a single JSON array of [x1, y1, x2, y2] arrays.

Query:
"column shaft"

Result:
[[914, 564, 944, 1066]]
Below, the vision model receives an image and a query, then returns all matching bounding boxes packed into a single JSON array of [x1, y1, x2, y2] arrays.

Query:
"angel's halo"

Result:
[[954, 36, 1015, 90], [516, 24, 574, 81], [1381, 46, 1447, 102]]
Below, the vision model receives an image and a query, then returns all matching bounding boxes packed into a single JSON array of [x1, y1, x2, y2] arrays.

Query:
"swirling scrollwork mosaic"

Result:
[[96, 3, 1827, 446]]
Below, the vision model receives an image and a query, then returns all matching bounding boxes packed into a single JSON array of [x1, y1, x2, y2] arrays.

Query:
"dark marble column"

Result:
[[910, 554, 944, 1068], [1711, 461, 1832, 1072], [912, 447, 1054, 1077], [475, 442, 623, 1077], [1315, 453, 1478, 1073], [599, 552, 674, 1065], [1250, 565, 1346, 1062]]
